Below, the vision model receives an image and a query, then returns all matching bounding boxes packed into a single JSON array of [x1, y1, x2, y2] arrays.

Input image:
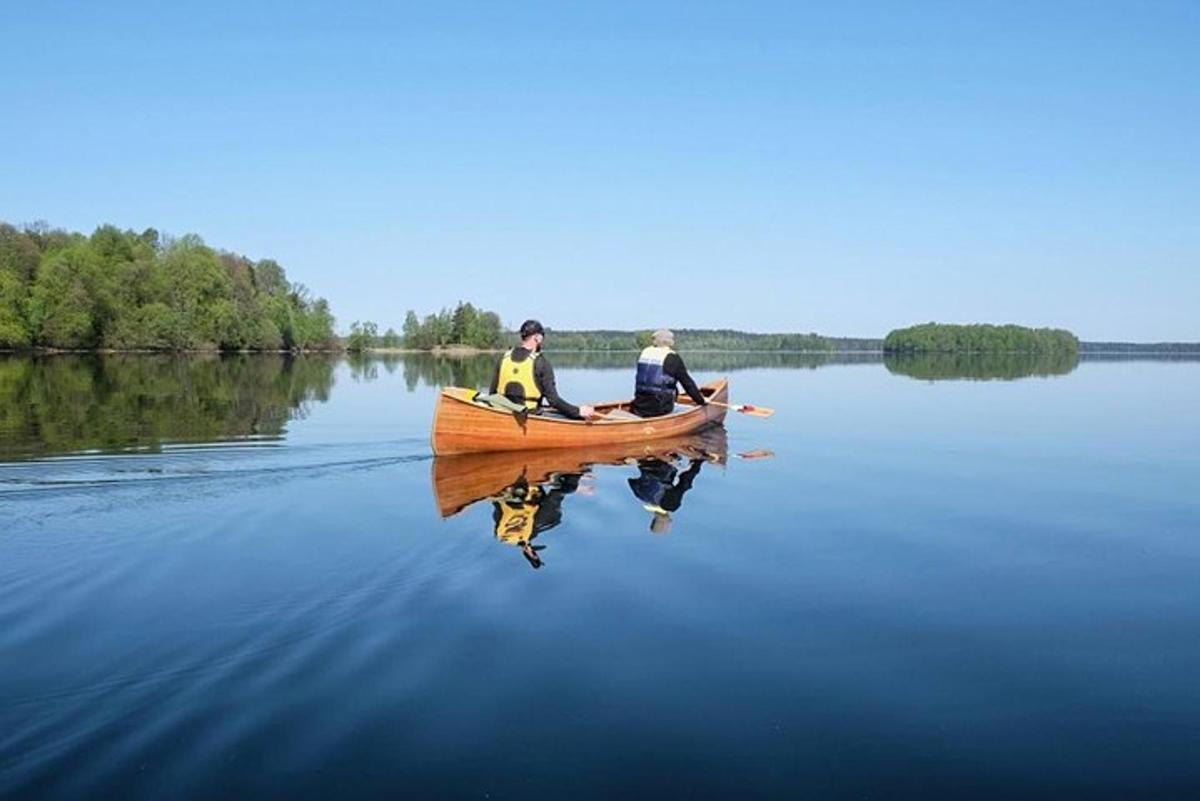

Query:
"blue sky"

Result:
[[2, 1, 1197, 339]]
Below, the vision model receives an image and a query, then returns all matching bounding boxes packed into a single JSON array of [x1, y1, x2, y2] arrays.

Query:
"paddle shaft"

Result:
[[679, 397, 775, 418]]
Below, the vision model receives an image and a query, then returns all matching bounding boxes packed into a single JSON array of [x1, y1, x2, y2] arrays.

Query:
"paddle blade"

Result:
[[735, 449, 775, 460], [737, 404, 775, 418]]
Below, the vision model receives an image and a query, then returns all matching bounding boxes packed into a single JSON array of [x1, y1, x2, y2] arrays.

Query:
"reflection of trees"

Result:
[[0, 354, 335, 460], [401, 354, 500, 391], [393, 351, 884, 390], [884, 350, 1079, 381]]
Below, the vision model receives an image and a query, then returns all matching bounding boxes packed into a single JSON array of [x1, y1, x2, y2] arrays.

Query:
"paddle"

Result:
[[679, 398, 775, 418]]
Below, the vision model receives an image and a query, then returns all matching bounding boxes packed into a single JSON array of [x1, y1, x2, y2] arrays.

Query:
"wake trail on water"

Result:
[[0, 439, 434, 499]]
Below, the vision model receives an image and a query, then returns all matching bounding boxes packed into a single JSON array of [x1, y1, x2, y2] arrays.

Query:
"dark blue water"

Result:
[[2, 354, 1198, 799]]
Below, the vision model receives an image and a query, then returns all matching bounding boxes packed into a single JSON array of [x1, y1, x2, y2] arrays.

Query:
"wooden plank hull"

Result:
[[432, 426, 729, 517], [431, 378, 729, 455]]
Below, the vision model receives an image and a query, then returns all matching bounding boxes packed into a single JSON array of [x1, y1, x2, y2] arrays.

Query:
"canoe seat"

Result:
[[602, 409, 640, 421]]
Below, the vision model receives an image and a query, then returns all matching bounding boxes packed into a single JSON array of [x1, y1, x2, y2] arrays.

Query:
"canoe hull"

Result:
[[431, 379, 729, 455]]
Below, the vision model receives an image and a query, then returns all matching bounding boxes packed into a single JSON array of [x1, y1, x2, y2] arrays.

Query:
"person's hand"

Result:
[[579, 404, 597, 419]]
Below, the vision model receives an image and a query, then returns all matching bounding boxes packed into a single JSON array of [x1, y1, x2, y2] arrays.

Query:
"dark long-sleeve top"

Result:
[[631, 352, 707, 418], [490, 347, 582, 419], [627, 458, 704, 512]]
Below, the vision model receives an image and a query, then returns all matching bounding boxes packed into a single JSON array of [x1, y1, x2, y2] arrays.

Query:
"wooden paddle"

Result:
[[680, 398, 775, 418]]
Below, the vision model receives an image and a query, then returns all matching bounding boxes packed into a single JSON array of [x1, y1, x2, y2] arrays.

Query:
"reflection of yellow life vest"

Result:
[[498, 349, 542, 409], [495, 487, 544, 544]]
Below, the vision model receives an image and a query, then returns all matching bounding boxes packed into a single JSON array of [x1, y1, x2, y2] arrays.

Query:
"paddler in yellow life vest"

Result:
[[632, 329, 709, 418], [489, 319, 596, 420], [491, 471, 586, 569]]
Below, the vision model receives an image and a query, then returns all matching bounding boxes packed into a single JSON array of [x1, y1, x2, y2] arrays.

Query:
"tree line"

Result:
[[0, 221, 336, 351], [883, 323, 1079, 353], [541, 329, 881, 352], [346, 302, 505, 352], [1079, 341, 1200, 354], [345, 315, 887, 353]]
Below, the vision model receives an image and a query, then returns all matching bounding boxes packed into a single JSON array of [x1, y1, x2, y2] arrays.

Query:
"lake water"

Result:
[[2, 352, 1198, 799]]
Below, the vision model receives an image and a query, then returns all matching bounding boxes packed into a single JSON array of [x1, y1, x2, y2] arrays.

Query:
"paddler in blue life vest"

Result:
[[489, 319, 596, 420], [627, 455, 706, 534], [632, 329, 708, 418]]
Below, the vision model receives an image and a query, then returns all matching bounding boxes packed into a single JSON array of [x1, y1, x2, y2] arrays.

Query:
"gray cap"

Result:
[[652, 329, 675, 347]]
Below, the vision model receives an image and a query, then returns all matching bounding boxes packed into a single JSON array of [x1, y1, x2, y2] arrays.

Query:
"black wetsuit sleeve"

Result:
[[551, 473, 583, 494], [533, 494, 566, 534], [534, 356, 582, 419], [664, 353, 706, 405], [660, 458, 704, 512], [534, 474, 582, 533]]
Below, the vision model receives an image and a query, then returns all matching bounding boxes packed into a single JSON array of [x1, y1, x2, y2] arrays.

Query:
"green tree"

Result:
[[346, 320, 379, 352], [159, 235, 232, 349], [466, 310, 502, 348], [254, 259, 288, 296], [402, 310, 420, 348], [0, 271, 32, 347], [0, 223, 40, 283], [30, 242, 114, 348], [450, 302, 478, 344]]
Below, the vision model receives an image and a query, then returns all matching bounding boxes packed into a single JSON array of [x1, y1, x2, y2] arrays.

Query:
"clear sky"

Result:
[[2, 1, 1197, 340]]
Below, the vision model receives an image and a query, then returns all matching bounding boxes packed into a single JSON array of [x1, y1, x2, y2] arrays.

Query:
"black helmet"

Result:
[[519, 319, 545, 339]]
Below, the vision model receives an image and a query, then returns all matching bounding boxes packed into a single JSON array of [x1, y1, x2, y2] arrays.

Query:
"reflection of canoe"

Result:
[[432, 427, 729, 517], [431, 378, 729, 456]]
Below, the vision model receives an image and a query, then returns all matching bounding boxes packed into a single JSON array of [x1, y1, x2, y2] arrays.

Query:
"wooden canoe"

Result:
[[432, 426, 730, 517], [430, 378, 729, 455]]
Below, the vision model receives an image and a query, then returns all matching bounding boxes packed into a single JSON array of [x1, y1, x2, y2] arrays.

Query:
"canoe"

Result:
[[432, 427, 729, 517], [430, 378, 729, 455]]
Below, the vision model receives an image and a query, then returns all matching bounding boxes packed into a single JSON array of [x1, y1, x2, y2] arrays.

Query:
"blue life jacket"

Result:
[[635, 346, 677, 400], [629, 468, 675, 507]]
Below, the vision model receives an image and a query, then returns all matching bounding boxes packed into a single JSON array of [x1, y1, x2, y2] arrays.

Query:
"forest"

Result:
[[0, 221, 336, 351]]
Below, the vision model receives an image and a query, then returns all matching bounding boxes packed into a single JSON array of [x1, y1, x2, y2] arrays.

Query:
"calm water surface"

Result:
[[2, 353, 1198, 799]]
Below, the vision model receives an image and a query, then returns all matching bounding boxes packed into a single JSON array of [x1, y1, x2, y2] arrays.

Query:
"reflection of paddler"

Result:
[[627, 456, 705, 534], [491, 473, 583, 568]]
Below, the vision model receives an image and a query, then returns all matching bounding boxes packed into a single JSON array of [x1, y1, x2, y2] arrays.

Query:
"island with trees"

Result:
[[0, 221, 336, 351], [345, 303, 505, 353], [883, 323, 1079, 354]]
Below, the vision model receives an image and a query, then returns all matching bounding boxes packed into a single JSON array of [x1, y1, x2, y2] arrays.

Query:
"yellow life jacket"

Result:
[[495, 487, 544, 544], [497, 349, 542, 409]]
